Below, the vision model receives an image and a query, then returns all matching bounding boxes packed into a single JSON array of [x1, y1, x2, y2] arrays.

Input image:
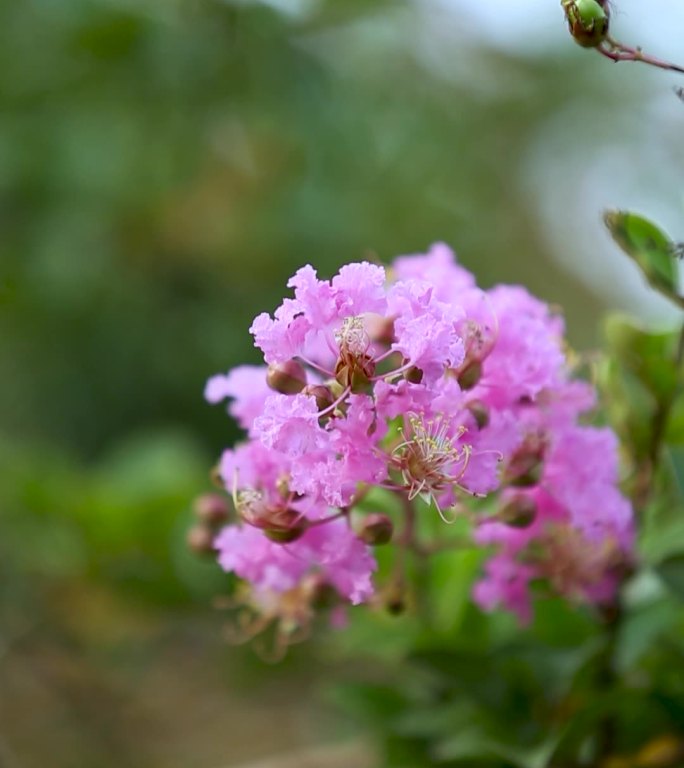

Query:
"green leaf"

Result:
[[434, 729, 563, 768], [616, 597, 678, 671], [668, 445, 684, 495], [595, 356, 655, 457], [655, 554, 684, 602], [603, 314, 680, 403], [666, 397, 684, 445], [428, 548, 483, 636], [603, 210, 682, 307]]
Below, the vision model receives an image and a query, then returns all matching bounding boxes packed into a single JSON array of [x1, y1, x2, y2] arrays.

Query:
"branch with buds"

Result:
[[561, 0, 684, 74]]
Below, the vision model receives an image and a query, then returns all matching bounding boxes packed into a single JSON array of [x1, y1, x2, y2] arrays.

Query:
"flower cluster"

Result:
[[203, 244, 633, 646]]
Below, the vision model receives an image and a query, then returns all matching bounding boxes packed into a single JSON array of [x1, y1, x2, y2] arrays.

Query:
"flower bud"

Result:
[[457, 359, 482, 391], [357, 513, 394, 546], [307, 575, 339, 610], [187, 523, 217, 557], [335, 355, 375, 394], [562, 0, 609, 48], [505, 433, 546, 487], [497, 495, 537, 529], [385, 592, 406, 616], [193, 493, 230, 526], [262, 508, 309, 544], [303, 384, 335, 412], [236, 490, 309, 543], [403, 366, 424, 384], [466, 399, 489, 430], [267, 360, 307, 395]]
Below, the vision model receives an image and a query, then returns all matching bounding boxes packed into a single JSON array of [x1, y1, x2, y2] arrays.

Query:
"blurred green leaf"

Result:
[[603, 211, 682, 307], [603, 314, 680, 403], [668, 445, 684, 496], [666, 395, 684, 445], [434, 730, 562, 768], [595, 355, 655, 457], [655, 554, 684, 602], [616, 597, 679, 671], [428, 548, 483, 636]]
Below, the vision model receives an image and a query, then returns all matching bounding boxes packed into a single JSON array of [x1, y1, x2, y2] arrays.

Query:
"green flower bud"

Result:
[[335, 355, 375, 394], [267, 360, 307, 395], [457, 359, 482, 391], [562, 0, 609, 48], [508, 464, 543, 488], [505, 433, 546, 487], [308, 576, 339, 610], [403, 365, 424, 384], [386, 594, 406, 616], [262, 508, 309, 544], [466, 399, 489, 430], [357, 513, 394, 546]]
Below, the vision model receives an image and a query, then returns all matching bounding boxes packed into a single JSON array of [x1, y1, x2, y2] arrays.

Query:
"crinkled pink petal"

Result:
[[204, 365, 271, 433]]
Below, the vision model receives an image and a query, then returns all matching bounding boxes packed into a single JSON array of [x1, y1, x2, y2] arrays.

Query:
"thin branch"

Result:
[[598, 37, 684, 74]]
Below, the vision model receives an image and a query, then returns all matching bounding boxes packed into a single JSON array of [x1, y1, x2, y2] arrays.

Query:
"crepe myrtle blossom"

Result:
[[201, 244, 634, 649]]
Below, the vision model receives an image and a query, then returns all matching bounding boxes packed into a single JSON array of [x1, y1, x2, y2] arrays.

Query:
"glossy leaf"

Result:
[[603, 211, 682, 307]]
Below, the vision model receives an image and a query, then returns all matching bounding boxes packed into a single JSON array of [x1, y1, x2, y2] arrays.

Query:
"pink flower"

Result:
[[388, 280, 466, 383], [204, 365, 271, 434], [206, 243, 634, 632], [254, 393, 329, 457], [215, 520, 376, 605]]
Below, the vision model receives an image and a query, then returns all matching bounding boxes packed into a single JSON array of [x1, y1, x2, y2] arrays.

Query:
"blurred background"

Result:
[[1, 0, 682, 765]]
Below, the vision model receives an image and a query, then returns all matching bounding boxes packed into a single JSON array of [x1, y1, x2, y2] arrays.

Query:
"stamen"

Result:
[[335, 316, 370, 356], [390, 412, 475, 518]]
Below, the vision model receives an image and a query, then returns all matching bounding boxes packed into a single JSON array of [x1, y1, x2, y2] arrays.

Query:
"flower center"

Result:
[[393, 413, 471, 505]]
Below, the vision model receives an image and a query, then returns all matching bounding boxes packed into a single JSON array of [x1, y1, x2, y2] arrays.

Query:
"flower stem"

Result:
[[598, 37, 684, 74], [597, 319, 684, 760]]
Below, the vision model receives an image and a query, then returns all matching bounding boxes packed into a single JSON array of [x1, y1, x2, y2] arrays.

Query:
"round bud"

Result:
[[193, 493, 230, 526], [403, 366, 424, 384], [507, 459, 544, 488], [497, 495, 537, 529], [263, 523, 307, 544], [187, 524, 217, 557], [505, 433, 546, 487], [308, 576, 339, 610], [303, 384, 335, 412], [267, 360, 307, 395], [262, 508, 309, 544], [386, 595, 406, 616], [457, 359, 482, 391], [357, 513, 394, 546], [466, 399, 489, 430], [562, 0, 609, 48]]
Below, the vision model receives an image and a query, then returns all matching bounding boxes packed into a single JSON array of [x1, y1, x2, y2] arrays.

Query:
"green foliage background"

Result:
[[1, 1, 681, 766]]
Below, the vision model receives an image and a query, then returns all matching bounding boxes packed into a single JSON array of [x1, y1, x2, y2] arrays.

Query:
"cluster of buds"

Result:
[[200, 244, 634, 645]]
